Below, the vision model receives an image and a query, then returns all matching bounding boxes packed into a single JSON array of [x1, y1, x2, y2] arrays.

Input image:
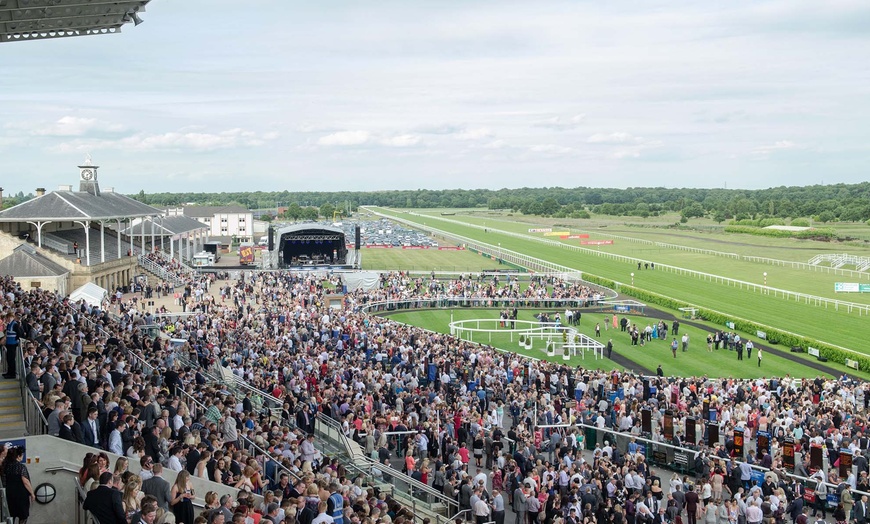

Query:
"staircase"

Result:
[[0, 378, 27, 439]]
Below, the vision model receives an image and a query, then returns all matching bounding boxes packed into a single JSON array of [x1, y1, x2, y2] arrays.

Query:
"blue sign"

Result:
[[428, 363, 437, 382], [750, 469, 765, 487]]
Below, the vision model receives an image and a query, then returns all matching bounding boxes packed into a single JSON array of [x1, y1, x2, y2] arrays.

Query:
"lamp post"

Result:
[[763, 272, 767, 287], [631, 272, 635, 286]]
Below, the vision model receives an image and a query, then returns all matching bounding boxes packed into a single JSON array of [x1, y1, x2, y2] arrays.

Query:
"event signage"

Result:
[[561, 234, 590, 239], [580, 240, 614, 245], [757, 430, 771, 455], [437, 246, 465, 251], [528, 228, 552, 233], [642, 408, 652, 435], [544, 231, 570, 236], [733, 428, 745, 458], [756, 330, 767, 340], [839, 449, 853, 479], [809, 444, 824, 471], [834, 283, 870, 292], [707, 422, 719, 447], [783, 439, 795, 470], [686, 417, 696, 445], [664, 410, 674, 441]]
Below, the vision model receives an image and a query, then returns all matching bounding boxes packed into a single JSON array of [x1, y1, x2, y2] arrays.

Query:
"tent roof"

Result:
[[275, 223, 344, 236], [69, 282, 109, 307]]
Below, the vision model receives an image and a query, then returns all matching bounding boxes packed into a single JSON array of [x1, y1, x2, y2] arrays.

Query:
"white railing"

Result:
[[810, 253, 870, 273], [370, 208, 870, 316], [137, 254, 187, 287]]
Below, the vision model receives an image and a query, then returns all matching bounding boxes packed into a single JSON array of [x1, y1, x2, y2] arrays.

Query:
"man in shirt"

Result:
[[490, 489, 505, 524], [746, 500, 764, 524], [141, 463, 172, 511], [474, 489, 492, 524]]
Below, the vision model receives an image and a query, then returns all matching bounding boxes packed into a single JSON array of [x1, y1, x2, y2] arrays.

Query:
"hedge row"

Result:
[[580, 273, 870, 373], [724, 225, 836, 239]]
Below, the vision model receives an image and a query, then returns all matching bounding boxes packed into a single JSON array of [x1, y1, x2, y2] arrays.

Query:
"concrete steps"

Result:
[[0, 378, 27, 440]]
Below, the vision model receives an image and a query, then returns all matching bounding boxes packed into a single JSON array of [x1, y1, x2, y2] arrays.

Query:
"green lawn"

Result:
[[370, 207, 870, 356], [361, 247, 506, 272], [415, 210, 870, 303], [384, 308, 836, 379]]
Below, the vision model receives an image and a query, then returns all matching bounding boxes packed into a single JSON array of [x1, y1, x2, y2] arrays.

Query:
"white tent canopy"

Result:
[[342, 271, 381, 292], [69, 282, 109, 308]]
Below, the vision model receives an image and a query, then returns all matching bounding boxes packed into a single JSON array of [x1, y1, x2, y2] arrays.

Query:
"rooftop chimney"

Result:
[[58, 184, 73, 191], [103, 187, 114, 193], [35, 188, 46, 197]]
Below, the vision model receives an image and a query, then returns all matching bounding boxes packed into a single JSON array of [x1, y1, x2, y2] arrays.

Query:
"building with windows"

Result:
[[164, 205, 254, 242]]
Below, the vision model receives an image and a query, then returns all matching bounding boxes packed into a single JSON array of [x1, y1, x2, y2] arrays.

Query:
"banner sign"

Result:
[[783, 438, 795, 470], [756, 330, 767, 340], [707, 422, 719, 447], [437, 246, 465, 251], [528, 228, 552, 233], [401, 246, 430, 249], [757, 430, 771, 455], [839, 449, 853, 478], [562, 234, 590, 239], [664, 410, 674, 441], [580, 240, 614, 245], [835, 283, 870, 292], [365, 245, 393, 249], [733, 427, 745, 458], [544, 231, 570, 236], [686, 417, 696, 445]]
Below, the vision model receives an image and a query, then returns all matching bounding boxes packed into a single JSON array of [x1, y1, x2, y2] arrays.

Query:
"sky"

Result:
[[1, 0, 868, 195]]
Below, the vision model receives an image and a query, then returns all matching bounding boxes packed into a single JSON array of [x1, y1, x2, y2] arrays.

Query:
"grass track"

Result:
[[371, 207, 870, 355]]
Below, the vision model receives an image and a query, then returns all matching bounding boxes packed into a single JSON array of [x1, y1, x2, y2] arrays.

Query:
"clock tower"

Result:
[[78, 154, 101, 196]]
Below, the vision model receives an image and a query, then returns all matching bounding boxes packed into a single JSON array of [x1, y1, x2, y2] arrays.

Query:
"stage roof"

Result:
[[0, 0, 151, 43]]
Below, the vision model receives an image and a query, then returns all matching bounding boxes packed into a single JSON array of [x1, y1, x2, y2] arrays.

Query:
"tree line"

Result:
[[5, 184, 868, 224]]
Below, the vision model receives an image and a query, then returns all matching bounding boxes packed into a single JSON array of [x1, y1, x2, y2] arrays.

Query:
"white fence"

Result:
[[369, 208, 870, 316]]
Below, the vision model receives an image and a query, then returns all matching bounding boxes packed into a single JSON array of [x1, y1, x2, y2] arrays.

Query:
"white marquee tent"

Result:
[[69, 282, 109, 308]]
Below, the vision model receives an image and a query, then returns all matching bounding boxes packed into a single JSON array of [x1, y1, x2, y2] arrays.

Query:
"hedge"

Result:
[[580, 273, 870, 373], [724, 225, 836, 239]]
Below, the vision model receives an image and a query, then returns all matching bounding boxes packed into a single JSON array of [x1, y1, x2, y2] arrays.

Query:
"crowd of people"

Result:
[[2, 267, 870, 524]]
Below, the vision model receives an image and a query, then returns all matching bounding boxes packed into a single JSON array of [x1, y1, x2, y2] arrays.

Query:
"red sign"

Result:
[[402, 246, 430, 250], [437, 246, 465, 251], [365, 245, 393, 249], [580, 240, 614, 245]]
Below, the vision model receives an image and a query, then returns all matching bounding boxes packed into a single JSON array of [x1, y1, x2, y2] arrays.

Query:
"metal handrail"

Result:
[[239, 435, 302, 483], [358, 295, 621, 316], [544, 415, 870, 501], [315, 414, 457, 513], [17, 346, 48, 436]]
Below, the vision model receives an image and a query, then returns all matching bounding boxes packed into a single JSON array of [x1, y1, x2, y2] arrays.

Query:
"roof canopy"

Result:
[[121, 216, 209, 237], [275, 223, 345, 237], [0, 245, 68, 277], [0, 190, 162, 222], [1, 0, 152, 44]]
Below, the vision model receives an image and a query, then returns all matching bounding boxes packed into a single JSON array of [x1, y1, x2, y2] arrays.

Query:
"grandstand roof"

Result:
[[275, 223, 344, 236], [0, 245, 68, 277], [0, 189, 162, 222], [0, 1, 152, 44], [120, 216, 209, 237]]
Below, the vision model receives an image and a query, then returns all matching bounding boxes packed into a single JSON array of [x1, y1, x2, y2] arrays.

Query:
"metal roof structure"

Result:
[[0, 244, 68, 277], [0, 189, 162, 221], [176, 205, 249, 218], [0, 0, 151, 43], [120, 215, 208, 237], [275, 223, 345, 237]]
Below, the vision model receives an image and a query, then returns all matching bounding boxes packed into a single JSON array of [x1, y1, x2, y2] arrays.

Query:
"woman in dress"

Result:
[[170, 469, 195, 524], [703, 500, 719, 524], [195, 450, 211, 479], [122, 475, 143, 520], [113, 457, 129, 476], [1, 447, 35, 524]]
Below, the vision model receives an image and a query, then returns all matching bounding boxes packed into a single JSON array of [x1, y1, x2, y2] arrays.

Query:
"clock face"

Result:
[[81, 169, 94, 180]]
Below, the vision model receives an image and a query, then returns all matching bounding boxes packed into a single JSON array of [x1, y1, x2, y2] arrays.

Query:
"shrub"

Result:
[[791, 218, 811, 227]]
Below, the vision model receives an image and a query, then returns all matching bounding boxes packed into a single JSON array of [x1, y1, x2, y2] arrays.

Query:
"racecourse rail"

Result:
[[366, 207, 870, 316]]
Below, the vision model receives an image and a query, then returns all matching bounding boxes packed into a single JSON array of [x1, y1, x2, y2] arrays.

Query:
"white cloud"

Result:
[[587, 132, 644, 144], [452, 127, 493, 140], [752, 140, 799, 156], [54, 127, 276, 152], [379, 134, 422, 147], [535, 113, 586, 130], [26, 116, 127, 137], [316, 130, 371, 146], [529, 144, 575, 154]]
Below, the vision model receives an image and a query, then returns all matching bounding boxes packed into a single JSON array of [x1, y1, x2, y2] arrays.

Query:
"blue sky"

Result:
[[1, 0, 868, 195]]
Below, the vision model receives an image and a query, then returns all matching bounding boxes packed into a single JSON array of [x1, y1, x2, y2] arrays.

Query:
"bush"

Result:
[[791, 218, 811, 227]]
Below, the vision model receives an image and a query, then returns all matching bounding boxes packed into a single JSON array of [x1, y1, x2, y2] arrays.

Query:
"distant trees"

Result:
[[130, 181, 870, 223]]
